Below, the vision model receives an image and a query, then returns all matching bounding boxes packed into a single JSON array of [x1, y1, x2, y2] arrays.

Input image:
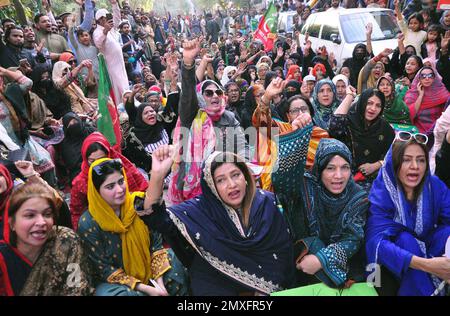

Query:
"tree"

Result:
[[10, 0, 27, 25]]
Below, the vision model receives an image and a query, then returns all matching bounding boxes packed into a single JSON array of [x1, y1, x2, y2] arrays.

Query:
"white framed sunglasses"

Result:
[[395, 131, 428, 145]]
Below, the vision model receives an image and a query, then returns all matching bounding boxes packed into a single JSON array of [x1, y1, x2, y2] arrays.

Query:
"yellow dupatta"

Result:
[[87, 158, 152, 284]]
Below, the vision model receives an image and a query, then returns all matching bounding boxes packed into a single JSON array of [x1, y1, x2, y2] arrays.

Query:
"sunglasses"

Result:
[[419, 73, 434, 79], [68, 59, 77, 65], [92, 159, 123, 176], [203, 89, 224, 97], [395, 131, 428, 145]]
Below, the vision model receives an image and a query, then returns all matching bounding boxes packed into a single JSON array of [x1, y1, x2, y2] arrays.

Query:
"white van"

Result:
[[298, 8, 401, 68]]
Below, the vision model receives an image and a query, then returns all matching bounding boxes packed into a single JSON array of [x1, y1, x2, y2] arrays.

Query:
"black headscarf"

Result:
[[4, 83, 30, 143], [150, 54, 165, 80], [133, 102, 164, 145], [347, 88, 395, 168], [30, 64, 71, 120], [61, 112, 95, 181], [284, 80, 301, 100], [343, 43, 370, 87]]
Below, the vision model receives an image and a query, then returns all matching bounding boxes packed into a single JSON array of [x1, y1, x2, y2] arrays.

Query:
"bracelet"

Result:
[[378, 160, 384, 168]]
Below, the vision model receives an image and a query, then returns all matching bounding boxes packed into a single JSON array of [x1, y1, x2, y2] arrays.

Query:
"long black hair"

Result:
[[91, 159, 124, 192]]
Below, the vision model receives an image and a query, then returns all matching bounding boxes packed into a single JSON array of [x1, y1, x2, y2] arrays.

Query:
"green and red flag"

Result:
[[97, 54, 122, 150], [254, 2, 278, 52]]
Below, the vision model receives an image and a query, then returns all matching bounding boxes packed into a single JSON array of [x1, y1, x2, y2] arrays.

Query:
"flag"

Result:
[[254, 2, 278, 52], [97, 54, 122, 149]]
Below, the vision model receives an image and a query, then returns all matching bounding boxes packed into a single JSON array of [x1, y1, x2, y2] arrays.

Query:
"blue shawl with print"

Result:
[[167, 152, 295, 294], [274, 138, 368, 288], [366, 145, 450, 270]]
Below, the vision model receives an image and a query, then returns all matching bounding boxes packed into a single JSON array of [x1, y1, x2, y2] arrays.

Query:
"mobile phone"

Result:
[[106, 13, 113, 21]]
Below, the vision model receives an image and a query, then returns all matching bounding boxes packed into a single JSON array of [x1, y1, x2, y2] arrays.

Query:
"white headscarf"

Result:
[[220, 66, 237, 87], [332, 74, 349, 87]]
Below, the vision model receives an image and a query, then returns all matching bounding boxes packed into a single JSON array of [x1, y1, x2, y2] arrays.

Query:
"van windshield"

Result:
[[279, 12, 296, 33], [340, 10, 400, 43]]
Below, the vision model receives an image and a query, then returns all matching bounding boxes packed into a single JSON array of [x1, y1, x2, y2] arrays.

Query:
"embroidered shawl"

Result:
[[167, 151, 295, 294]]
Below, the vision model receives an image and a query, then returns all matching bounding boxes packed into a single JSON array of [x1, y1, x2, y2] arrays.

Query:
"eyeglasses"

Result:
[[395, 131, 428, 145], [419, 73, 435, 79], [203, 89, 224, 97], [92, 159, 123, 176], [289, 106, 309, 115], [68, 59, 77, 65]]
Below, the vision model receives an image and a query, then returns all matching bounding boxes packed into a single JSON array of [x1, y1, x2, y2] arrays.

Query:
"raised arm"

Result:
[[394, 0, 408, 34], [397, 32, 406, 55], [124, 84, 142, 124], [53, 60, 91, 89], [43, 0, 57, 25], [196, 53, 214, 82], [179, 38, 201, 128], [334, 85, 357, 115], [78, 0, 94, 32], [365, 23, 373, 56], [357, 48, 393, 93], [144, 145, 176, 210], [111, 0, 121, 30], [68, 26, 79, 50], [328, 86, 356, 141]]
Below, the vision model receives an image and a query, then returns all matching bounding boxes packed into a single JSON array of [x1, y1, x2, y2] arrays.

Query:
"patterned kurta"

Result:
[[0, 226, 94, 296], [78, 199, 188, 296]]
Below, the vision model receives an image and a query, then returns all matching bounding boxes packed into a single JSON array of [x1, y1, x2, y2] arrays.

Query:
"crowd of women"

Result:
[[0, 0, 450, 296]]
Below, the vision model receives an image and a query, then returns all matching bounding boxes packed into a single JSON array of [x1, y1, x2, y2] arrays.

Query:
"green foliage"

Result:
[[0, 0, 253, 24]]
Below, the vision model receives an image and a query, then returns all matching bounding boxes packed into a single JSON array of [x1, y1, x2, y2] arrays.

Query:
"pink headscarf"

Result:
[[197, 80, 226, 122], [404, 66, 450, 111]]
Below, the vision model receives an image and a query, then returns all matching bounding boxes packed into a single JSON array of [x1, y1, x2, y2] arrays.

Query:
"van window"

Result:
[[307, 16, 321, 38], [301, 14, 315, 35], [321, 18, 339, 41], [340, 10, 400, 44]]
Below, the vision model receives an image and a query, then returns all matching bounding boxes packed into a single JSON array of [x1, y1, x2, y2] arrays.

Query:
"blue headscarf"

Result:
[[167, 151, 295, 294], [311, 79, 340, 130], [366, 142, 447, 268]]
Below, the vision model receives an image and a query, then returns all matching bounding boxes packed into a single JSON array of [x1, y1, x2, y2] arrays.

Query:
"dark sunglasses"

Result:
[[419, 73, 434, 79], [92, 158, 123, 176], [68, 59, 77, 65], [395, 131, 428, 145], [203, 89, 224, 97]]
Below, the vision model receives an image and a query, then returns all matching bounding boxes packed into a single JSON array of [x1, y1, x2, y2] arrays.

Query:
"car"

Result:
[[298, 8, 401, 68], [277, 10, 298, 35]]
